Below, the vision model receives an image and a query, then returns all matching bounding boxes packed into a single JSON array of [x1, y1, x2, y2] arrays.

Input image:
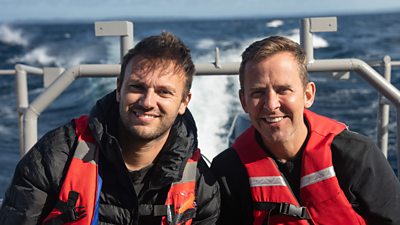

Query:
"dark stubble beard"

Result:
[[119, 107, 175, 142]]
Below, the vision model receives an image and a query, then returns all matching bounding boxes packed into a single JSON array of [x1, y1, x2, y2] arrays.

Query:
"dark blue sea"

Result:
[[1, 12, 400, 197]]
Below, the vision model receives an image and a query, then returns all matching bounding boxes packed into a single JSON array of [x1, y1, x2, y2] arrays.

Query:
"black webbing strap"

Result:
[[139, 204, 196, 225], [167, 207, 196, 225], [44, 191, 86, 225], [254, 202, 311, 220]]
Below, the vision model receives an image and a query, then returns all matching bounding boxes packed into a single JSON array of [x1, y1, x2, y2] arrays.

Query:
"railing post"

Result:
[[377, 56, 391, 158], [23, 65, 80, 153], [14, 64, 44, 155], [94, 21, 134, 61], [301, 18, 314, 63], [120, 24, 134, 59], [300, 17, 337, 64], [15, 65, 29, 157]]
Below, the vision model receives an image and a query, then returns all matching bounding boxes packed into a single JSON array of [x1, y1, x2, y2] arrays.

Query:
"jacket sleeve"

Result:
[[332, 130, 400, 225], [210, 148, 253, 225], [192, 157, 220, 225], [0, 122, 77, 225]]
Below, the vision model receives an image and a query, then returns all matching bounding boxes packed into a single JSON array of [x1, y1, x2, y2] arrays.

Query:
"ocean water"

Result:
[[1, 12, 400, 197]]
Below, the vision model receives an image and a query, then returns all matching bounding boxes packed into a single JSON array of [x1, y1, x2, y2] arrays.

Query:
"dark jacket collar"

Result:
[[87, 90, 198, 188]]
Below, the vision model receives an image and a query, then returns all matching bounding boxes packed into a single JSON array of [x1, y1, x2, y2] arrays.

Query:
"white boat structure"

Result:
[[0, 17, 400, 191]]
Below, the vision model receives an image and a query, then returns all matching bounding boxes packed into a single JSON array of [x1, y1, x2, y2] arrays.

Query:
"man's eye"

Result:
[[250, 91, 264, 98], [158, 89, 173, 96], [277, 88, 292, 94], [129, 84, 144, 91]]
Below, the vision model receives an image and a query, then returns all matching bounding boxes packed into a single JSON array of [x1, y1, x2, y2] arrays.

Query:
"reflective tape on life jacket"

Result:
[[43, 115, 102, 225], [139, 149, 200, 225], [234, 109, 366, 225], [300, 166, 335, 188]]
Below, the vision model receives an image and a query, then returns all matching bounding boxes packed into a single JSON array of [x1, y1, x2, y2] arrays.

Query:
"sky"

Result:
[[1, 0, 400, 23]]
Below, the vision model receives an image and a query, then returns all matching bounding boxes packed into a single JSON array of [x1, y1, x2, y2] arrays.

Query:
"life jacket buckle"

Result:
[[44, 191, 86, 225], [278, 202, 310, 219]]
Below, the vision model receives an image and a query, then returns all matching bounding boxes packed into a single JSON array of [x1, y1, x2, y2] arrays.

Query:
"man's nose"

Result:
[[140, 89, 156, 109], [263, 91, 280, 111]]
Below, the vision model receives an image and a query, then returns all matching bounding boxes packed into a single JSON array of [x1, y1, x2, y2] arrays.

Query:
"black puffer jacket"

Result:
[[0, 90, 220, 225], [211, 128, 400, 225]]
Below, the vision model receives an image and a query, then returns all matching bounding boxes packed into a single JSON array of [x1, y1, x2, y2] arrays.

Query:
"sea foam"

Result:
[[266, 20, 284, 28], [0, 24, 29, 47], [8, 46, 58, 65]]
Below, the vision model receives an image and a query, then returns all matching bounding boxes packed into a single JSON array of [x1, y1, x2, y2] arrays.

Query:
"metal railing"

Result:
[[1, 17, 399, 176], [301, 17, 400, 176]]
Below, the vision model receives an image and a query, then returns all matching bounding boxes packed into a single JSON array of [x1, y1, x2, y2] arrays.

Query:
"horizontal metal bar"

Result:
[[391, 61, 400, 66], [79, 64, 121, 77], [195, 63, 239, 75], [57, 63, 241, 77], [0, 70, 16, 75], [308, 58, 400, 107], [3, 60, 400, 78], [15, 64, 43, 75], [95, 21, 133, 37]]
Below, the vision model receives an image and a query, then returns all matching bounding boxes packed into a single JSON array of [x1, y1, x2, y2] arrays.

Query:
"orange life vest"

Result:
[[43, 115, 199, 225], [233, 110, 367, 225]]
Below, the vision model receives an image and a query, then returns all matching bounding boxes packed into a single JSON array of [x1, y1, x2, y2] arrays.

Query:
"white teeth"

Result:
[[142, 115, 156, 118], [265, 117, 283, 123], [134, 112, 156, 118]]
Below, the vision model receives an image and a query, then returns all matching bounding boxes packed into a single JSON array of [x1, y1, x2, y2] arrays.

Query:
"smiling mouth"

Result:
[[264, 116, 284, 123], [134, 111, 158, 118]]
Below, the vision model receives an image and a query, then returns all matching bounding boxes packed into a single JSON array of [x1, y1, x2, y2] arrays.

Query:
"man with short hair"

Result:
[[211, 36, 400, 225], [0, 32, 220, 225]]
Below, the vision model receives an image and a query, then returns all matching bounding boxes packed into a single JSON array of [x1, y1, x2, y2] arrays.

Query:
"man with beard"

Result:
[[0, 32, 220, 225], [211, 36, 400, 225]]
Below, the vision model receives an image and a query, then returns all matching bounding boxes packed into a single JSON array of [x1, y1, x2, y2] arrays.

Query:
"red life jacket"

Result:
[[43, 115, 199, 225], [43, 115, 101, 225], [160, 149, 200, 225], [233, 110, 367, 225]]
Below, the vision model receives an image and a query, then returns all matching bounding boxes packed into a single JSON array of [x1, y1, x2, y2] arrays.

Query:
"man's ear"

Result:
[[304, 82, 316, 108], [239, 89, 248, 113], [178, 92, 192, 115]]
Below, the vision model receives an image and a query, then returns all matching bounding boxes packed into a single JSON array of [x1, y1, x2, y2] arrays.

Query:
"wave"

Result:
[[192, 32, 329, 67], [0, 125, 11, 136], [0, 24, 29, 47], [190, 75, 234, 159], [190, 45, 243, 158], [0, 105, 17, 120], [196, 38, 216, 50], [7, 46, 59, 65], [266, 20, 284, 28], [7, 46, 96, 67]]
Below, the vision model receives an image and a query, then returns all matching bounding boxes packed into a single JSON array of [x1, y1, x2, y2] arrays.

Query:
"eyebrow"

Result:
[[127, 78, 178, 93], [247, 83, 292, 90]]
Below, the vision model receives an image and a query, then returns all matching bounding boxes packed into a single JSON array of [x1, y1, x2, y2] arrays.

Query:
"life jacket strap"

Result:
[[44, 191, 86, 225], [254, 202, 311, 220], [139, 204, 196, 224]]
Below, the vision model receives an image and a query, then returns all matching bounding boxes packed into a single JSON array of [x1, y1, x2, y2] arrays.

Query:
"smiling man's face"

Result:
[[240, 51, 315, 148], [117, 57, 190, 141]]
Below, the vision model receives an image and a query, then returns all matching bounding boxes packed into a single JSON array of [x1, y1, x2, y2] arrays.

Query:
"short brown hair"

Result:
[[119, 32, 195, 98], [239, 36, 308, 89]]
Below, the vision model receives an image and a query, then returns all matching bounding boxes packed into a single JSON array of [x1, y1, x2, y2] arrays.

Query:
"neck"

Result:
[[118, 126, 170, 171], [267, 142, 302, 163], [263, 124, 308, 163]]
